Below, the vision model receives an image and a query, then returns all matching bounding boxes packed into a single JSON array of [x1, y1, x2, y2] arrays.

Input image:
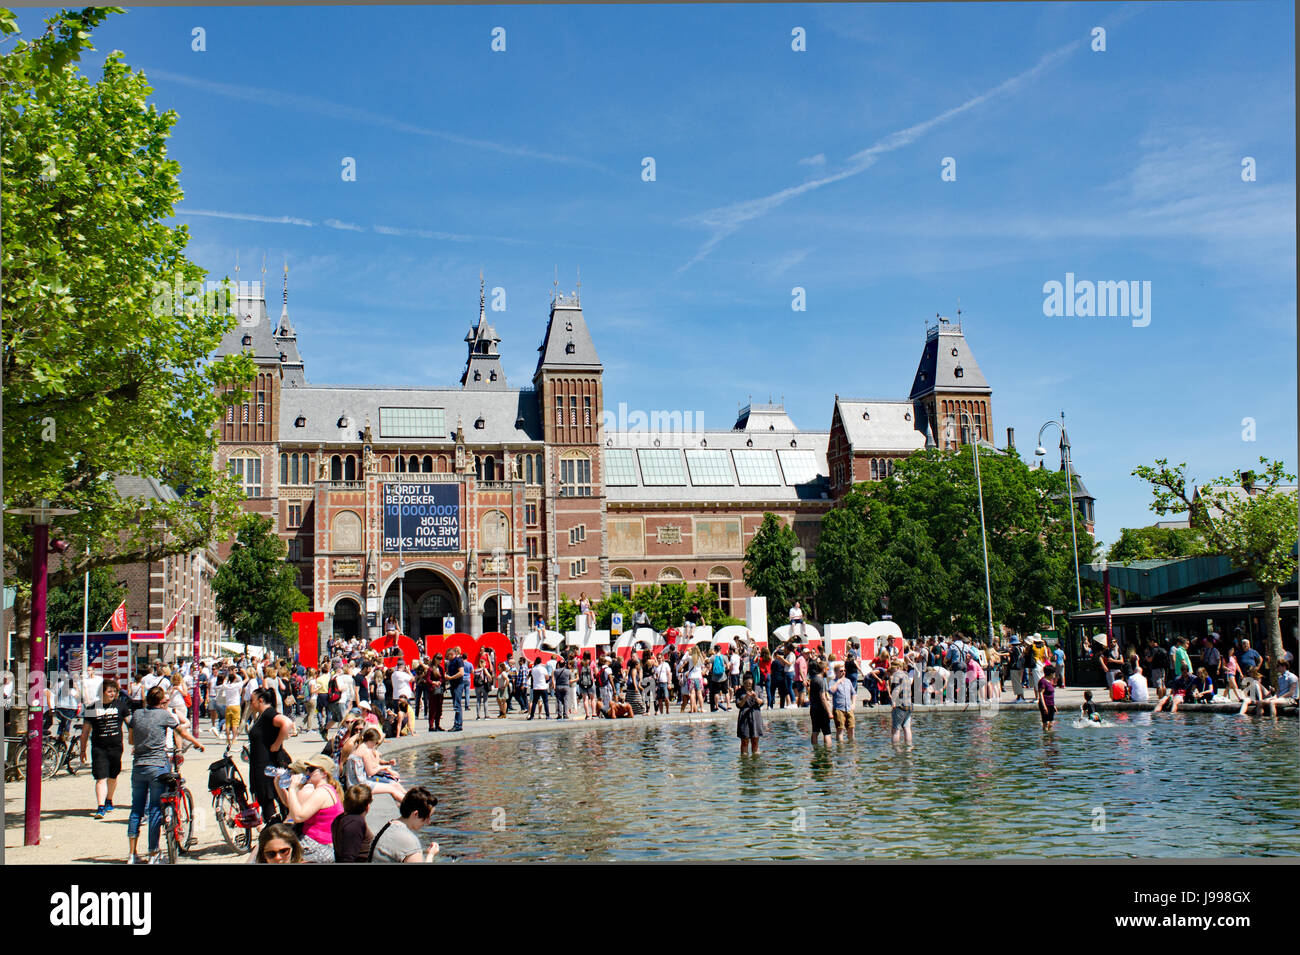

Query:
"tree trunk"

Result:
[[1262, 584, 1285, 685]]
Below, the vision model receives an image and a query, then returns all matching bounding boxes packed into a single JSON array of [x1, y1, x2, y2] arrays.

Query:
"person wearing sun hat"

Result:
[[275, 752, 343, 863]]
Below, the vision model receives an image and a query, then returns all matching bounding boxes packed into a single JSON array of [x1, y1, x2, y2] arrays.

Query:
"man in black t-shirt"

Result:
[[79, 678, 132, 818]]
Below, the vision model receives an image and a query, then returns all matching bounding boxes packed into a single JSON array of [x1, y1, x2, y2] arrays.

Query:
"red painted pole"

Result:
[[26, 520, 49, 846], [192, 615, 201, 738]]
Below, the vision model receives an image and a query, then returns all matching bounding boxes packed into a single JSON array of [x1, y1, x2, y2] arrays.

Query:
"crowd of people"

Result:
[[1093, 629, 1297, 716], [19, 610, 1295, 865]]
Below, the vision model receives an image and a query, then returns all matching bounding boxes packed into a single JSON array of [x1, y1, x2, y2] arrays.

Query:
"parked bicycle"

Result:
[[158, 749, 196, 865], [44, 724, 85, 779], [208, 748, 260, 854]]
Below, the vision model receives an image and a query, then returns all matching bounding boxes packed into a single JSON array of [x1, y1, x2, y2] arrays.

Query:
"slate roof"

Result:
[[909, 320, 990, 399], [111, 474, 181, 504], [534, 296, 601, 376], [214, 284, 280, 363], [278, 386, 543, 446], [732, 403, 799, 432], [834, 399, 926, 453]]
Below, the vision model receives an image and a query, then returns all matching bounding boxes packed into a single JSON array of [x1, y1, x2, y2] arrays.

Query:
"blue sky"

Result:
[[19, 2, 1296, 548]]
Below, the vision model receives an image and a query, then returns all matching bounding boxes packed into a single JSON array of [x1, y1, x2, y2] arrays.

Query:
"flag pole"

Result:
[[81, 543, 90, 705]]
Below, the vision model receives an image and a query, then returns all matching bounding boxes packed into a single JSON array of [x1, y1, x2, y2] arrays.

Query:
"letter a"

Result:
[[1241, 417, 1256, 442], [941, 157, 956, 181], [1091, 27, 1106, 52], [191, 27, 206, 52], [791, 27, 806, 52], [341, 156, 357, 182], [1042, 280, 1064, 317], [641, 156, 656, 182], [1241, 157, 1256, 182], [791, 286, 806, 312], [491, 27, 506, 52]]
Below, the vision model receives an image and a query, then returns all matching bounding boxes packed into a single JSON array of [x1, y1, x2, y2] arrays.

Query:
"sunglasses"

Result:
[[264, 845, 294, 860]]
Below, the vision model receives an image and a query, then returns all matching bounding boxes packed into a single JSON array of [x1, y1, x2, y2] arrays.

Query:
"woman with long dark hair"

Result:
[[424, 654, 446, 731]]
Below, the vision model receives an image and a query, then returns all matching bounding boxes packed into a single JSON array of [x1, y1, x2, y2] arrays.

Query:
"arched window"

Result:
[[484, 456, 496, 481], [658, 567, 684, 583], [515, 456, 524, 480], [525, 454, 534, 485], [559, 450, 591, 497], [408, 455, 418, 473], [474, 456, 482, 480], [330, 455, 342, 481], [437, 455, 449, 473], [870, 459, 879, 481], [344, 455, 357, 481], [280, 453, 289, 485], [610, 568, 634, 598], [422, 455, 433, 473], [535, 453, 544, 484], [381, 455, 391, 472], [396, 455, 406, 473], [229, 453, 262, 497], [300, 454, 310, 482]]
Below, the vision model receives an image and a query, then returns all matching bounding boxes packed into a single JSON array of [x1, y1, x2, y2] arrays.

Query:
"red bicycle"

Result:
[[158, 749, 196, 865], [208, 748, 260, 854]]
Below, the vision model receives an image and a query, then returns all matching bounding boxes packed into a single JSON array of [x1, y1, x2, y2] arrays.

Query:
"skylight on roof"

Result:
[[637, 449, 686, 486], [604, 449, 638, 486], [732, 449, 782, 485], [379, 407, 445, 438], [685, 449, 734, 486], [778, 449, 820, 484]]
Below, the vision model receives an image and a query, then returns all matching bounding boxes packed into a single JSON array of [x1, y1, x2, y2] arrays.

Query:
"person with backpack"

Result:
[[528, 656, 551, 719], [597, 656, 615, 711], [576, 654, 597, 719], [708, 647, 730, 711]]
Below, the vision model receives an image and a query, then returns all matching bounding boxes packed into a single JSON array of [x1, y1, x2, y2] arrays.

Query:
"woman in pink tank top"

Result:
[[278, 754, 344, 863]]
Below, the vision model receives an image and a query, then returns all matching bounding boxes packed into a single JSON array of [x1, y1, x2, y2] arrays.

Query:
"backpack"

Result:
[[946, 644, 964, 670], [711, 654, 726, 679], [597, 667, 610, 688], [327, 676, 341, 704], [578, 666, 593, 690]]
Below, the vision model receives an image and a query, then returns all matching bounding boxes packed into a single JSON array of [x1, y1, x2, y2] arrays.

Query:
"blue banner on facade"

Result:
[[383, 483, 461, 552]]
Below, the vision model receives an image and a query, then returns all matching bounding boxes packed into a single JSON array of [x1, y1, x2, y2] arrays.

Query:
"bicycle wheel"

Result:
[[163, 801, 180, 865], [41, 739, 61, 780], [214, 791, 253, 854], [178, 787, 195, 853]]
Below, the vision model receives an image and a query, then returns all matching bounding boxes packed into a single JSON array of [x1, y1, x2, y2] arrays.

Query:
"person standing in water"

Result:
[[735, 676, 766, 755]]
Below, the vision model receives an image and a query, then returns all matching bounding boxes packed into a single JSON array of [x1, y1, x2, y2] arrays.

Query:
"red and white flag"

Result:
[[161, 599, 190, 639], [102, 599, 128, 632]]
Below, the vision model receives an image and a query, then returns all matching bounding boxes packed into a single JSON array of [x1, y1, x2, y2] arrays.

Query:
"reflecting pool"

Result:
[[390, 710, 1299, 861]]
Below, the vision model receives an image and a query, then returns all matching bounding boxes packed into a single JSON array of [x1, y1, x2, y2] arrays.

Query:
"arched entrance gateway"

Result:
[[382, 568, 462, 641], [333, 597, 362, 641]]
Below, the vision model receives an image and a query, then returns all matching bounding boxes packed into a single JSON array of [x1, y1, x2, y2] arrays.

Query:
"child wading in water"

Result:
[[735, 676, 766, 755], [1080, 689, 1100, 723]]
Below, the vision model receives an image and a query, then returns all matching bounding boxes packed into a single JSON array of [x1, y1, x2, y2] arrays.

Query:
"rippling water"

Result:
[[390, 710, 1300, 860]]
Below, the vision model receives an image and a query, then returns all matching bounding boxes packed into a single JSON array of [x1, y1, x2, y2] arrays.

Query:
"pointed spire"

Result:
[[282, 260, 289, 306]]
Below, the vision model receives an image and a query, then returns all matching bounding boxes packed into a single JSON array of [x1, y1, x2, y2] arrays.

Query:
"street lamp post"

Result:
[[1091, 557, 1113, 647], [1035, 413, 1083, 613], [6, 500, 78, 846], [958, 410, 996, 645]]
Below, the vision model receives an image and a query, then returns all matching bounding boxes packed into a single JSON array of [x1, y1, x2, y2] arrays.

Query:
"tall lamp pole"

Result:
[[958, 411, 996, 645], [6, 500, 78, 845], [1035, 414, 1083, 613]]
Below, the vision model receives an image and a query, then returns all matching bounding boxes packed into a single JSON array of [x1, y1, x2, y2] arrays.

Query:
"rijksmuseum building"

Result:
[[213, 274, 1070, 645]]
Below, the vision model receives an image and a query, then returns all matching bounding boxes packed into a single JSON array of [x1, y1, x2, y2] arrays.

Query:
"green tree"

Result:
[[1106, 525, 1201, 562], [814, 488, 879, 623], [212, 515, 307, 647], [44, 565, 126, 637], [819, 447, 1096, 641], [1133, 457, 1297, 682], [556, 596, 577, 633], [2, 9, 252, 671], [743, 513, 813, 632]]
